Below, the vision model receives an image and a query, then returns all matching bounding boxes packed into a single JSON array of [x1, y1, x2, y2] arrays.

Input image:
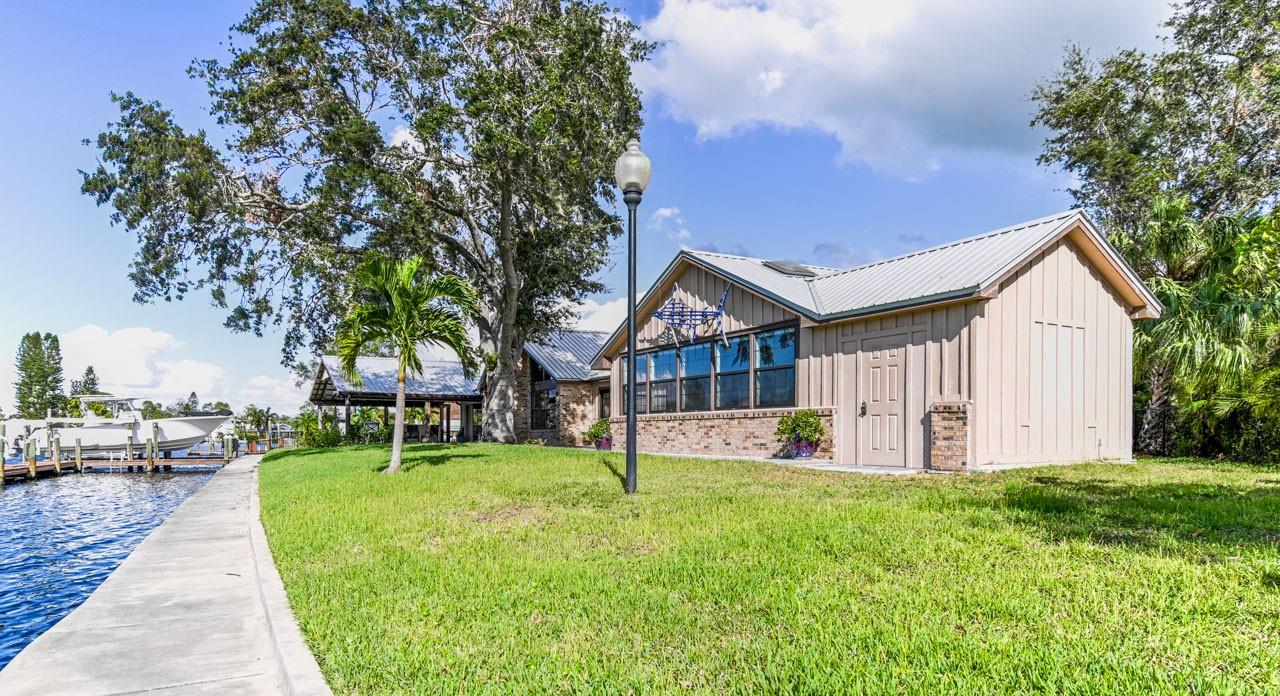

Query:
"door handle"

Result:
[[859, 401, 867, 417]]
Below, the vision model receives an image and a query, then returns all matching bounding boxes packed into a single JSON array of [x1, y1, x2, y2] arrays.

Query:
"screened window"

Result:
[[680, 343, 712, 412], [754, 327, 796, 407], [599, 388, 611, 419], [716, 335, 752, 410]]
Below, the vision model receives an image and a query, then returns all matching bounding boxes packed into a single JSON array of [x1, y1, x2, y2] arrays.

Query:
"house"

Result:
[[514, 330, 611, 446], [590, 210, 1162, 471], [309, 329, 610, 446]]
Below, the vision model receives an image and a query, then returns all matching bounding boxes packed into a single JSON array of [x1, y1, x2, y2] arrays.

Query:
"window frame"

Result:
[[752, 326, 798, 408], [619, 319, 798, 416], [528, 358, 558, 431]]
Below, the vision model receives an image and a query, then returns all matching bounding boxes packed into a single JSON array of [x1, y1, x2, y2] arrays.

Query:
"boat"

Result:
[[2, 395, 230, 459]]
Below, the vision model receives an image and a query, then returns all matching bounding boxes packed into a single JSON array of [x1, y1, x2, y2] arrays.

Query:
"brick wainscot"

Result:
[[610, 408, 835, 459], [928, 401, 971, 471]]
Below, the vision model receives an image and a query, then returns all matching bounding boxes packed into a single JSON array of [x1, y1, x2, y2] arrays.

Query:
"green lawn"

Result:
[[259, 444, 1280, 694]]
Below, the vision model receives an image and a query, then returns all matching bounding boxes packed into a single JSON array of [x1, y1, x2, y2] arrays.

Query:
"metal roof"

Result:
[[525, 330, 610, 381], [682, 251, 827, 316], [809, 210, 1080, 318], [590, 209, 1163, 365], [311, 356, 480, 404]]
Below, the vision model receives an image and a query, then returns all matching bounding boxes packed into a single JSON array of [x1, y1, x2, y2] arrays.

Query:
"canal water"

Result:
[[0, 471, 214, 669]]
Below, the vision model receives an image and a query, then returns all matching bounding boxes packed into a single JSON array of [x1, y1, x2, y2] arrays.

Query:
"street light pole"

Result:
[[624, 186, 641, 494], [614, 140, 651, 495]]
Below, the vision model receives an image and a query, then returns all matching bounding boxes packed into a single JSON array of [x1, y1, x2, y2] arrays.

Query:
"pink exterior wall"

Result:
[[802, 304, 976, 467], [971, 237, 1134, 464], [604, 238, 1142, 469]]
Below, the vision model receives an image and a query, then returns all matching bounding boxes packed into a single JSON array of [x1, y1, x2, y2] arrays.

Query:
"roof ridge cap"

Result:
[[813, 210, 1080, 282]]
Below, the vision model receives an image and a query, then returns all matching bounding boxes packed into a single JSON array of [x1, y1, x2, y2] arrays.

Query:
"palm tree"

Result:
[[337, 256, 477, 473], [1132, 200, 1280, 453]]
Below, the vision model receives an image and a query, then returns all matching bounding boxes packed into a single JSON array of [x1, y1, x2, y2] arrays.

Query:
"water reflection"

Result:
[[0, 471, 213, 668]]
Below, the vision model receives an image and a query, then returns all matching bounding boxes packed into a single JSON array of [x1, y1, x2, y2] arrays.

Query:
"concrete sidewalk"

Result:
[[0, 455, 331, 695]]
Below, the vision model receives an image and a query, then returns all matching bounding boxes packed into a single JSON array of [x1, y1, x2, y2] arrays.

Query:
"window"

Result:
[[599, 387, 611, 419], [680, 342, 712, 411], [649, 348, 677, 413], [622, 354, 649, 415], [716, 335, 752, 409], [529, 358, 557, 430], [754, 327, 796, 407], [619, 323, 798, 415]]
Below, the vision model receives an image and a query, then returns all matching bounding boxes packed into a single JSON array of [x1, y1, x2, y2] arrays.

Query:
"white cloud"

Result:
[[574, 296, 629, 333], [647, 206, 692, 241], [809, 241, 858, 268], [636, 0, 1170, 177], [240, 374, 308, 413], [1, 324, 307, 416]]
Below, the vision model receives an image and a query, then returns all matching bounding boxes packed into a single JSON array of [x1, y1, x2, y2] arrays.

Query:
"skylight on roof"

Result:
[[763, 259, 816, 277]]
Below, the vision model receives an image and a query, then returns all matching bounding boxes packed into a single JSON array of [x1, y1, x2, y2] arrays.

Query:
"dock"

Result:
[[0, 435, 291, 484]]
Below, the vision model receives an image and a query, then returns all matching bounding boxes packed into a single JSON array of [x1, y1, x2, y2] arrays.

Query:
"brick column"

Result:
[[929, 402, 971, 471]]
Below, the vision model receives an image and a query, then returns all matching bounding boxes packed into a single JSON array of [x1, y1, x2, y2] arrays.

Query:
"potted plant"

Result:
[[586, 418, 613, 451], [775, 410, 826, 459]]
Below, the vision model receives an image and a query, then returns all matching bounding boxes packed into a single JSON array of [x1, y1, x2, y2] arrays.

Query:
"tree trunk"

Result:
[[386, 366, 407, 473], [481, 346, 519, 443], [1138, 362, 1174, 455]]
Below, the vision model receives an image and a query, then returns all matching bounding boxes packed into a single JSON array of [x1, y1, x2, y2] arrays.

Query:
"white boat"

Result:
[[3, 395, 230, 458]]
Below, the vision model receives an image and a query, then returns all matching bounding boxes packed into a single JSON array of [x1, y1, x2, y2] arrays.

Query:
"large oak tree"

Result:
[[82, 0, 648, 441]]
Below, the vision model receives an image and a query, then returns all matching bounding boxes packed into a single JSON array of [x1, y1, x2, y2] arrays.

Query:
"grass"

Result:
[[259, 444, 1280, 694]]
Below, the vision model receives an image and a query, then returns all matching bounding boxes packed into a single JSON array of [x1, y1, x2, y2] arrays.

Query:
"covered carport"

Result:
[[308, 356, 482, 443]]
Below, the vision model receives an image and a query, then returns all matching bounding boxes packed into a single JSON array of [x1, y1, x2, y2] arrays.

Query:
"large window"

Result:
[[622, 354, 649, 415], [529, 359, 556, 430], [622, 323, 797, 415], [754, 327, 796, 407], [716, 335, 752, 410], [599, 387, 611, 419], [649, 348, 677, 413], [680, 343, 712, 411]]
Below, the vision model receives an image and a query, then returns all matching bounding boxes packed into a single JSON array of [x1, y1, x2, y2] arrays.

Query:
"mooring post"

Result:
[[74, 437, 83, 473], [222, 434, 231, 463], [52, 436, 62, 475], [126, 434, 134, 464], [0, 422, 6, 486], [26, 440, 37, 479]]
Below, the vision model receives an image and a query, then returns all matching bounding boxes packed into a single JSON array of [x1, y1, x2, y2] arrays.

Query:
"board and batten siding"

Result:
[[798, 304, 976, 465], [610, 263, 797, 415], [971, 237, 1134, 465]]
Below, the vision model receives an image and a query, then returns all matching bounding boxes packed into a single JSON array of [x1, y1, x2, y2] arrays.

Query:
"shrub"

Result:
[[585, 418, 612, 443], [775, 410, 826, 444]]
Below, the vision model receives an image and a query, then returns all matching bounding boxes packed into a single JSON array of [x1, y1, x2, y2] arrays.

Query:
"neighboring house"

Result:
[[308, 330, 611, 447], [514, 330, 611, 446], [590, 210, 1163, 471]]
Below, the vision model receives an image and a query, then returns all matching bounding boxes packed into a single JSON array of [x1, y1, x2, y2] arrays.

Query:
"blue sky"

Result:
[[0, 1, 1170, 414]]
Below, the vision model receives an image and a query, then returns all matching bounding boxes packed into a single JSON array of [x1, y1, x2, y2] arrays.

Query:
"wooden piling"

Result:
[[52, 437, 62, 475], [74, 438, 83, 473], [222, 435, 232, 463], [126, 434, 134, 462], [26, 440, 37, 479]]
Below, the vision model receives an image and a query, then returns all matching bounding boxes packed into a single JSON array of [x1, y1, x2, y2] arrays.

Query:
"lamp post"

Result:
[[614, 139, 651, 495]]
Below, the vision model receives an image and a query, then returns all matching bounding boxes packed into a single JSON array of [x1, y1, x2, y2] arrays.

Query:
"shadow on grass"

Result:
[[991, 474, 1280, 556], [382, 444, 483, 473], [600, 455, 627, 493]]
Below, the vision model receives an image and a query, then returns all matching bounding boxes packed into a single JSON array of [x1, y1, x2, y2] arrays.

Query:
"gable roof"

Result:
[[525, 330, 610, 382], [311, 356, 480, 404], [593, 209, 1162, 363]]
